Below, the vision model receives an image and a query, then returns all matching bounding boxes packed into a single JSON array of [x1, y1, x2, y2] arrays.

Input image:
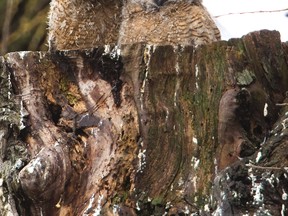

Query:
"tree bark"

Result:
[[0, 30, 288, 215]]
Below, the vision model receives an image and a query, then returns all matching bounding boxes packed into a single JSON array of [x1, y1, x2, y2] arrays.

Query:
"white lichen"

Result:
[[175, 60, 180, 75], [192, 137, 198, 145], [84, 194, 95, 215], [195, 64, 199, 78], [265, 173, 276, 187], [249, 169, 264, 205], [184, 206, 190, 214], [19, 99, 26, 130], [260, 136, 267, 146], [212, 206, 222, 216], [18, 51, 30, 60], [281, 122, 287, 131], [232, 190, 238, 198], [263, 103, 268, 117], [104, 45, 111, 54], [214, 157, 218, 175], [103, 45, 121, 60], [253, 182, 264, 204], [165, 201, 171, 210], [142, 45, 152, 79], [255, 151, 262, 163], [137, 147, 146, 173], [282, 189, 287, 200], [136, 201, 140, 211], [54, 141, 60, 147], [255, 207, 272, 216], [191, 156, 200, 169], [174, 79, 180, 107], [173, 47, 183, 111], [93, 194, 104, 216], [27, 157, 42, 174], [192, 176, 197, 191], [281, 204, 286, 216], [140, 45, 152, 110], [13, 158, 25, 170], [195, 64, 200, 89], [7, 72, 12, 100], [204, 204, 210, 212], [225, 172, 230, 181], [178, 177, 184, 187], [112, 204, 119, 214], [165, 108, 170, 123]]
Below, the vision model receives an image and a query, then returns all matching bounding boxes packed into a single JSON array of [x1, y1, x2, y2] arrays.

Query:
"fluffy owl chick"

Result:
[[48, 0, 220, 50], [119, 0, 220, 46], [48, 0, 122, 50]]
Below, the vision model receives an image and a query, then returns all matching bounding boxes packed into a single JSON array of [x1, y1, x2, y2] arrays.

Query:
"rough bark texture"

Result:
[[0, 30, 288, 215]]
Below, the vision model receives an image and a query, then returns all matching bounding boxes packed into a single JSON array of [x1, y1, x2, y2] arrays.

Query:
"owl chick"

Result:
[[119, 0, 220, 46], [48, 0, 122, 50], [48, 0, 220, 50]]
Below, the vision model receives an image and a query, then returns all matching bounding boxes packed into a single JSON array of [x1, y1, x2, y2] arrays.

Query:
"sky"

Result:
[[203, 0, 288, 41]]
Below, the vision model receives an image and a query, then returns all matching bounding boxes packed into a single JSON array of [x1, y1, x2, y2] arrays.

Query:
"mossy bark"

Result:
[[0, 30, 288, 215]]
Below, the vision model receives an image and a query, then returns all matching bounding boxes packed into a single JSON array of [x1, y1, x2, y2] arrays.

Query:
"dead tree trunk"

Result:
[[0, 30, 288, 215]]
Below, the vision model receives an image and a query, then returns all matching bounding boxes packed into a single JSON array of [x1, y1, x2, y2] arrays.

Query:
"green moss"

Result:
[[112, 191, 129, 205], [59, 78, 68, 92], [59, 77, 80, 106], [151, 196, 164, 206], [236, 69, 256, 86], [186, 43, 227, 201]]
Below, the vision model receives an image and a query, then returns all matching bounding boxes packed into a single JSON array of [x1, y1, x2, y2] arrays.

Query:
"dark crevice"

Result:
[[86, 48, 123, 107], [47, 102, 62, 125]]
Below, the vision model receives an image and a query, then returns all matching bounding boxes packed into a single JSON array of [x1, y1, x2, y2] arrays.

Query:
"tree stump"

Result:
[[0, 30, 288, 215]]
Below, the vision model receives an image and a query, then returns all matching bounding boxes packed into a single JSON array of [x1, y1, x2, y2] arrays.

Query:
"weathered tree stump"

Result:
[[0, 30, 288, 215]]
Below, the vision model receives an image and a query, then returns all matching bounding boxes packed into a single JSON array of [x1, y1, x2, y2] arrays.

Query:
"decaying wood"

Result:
[[0, 30, 288, 215]]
